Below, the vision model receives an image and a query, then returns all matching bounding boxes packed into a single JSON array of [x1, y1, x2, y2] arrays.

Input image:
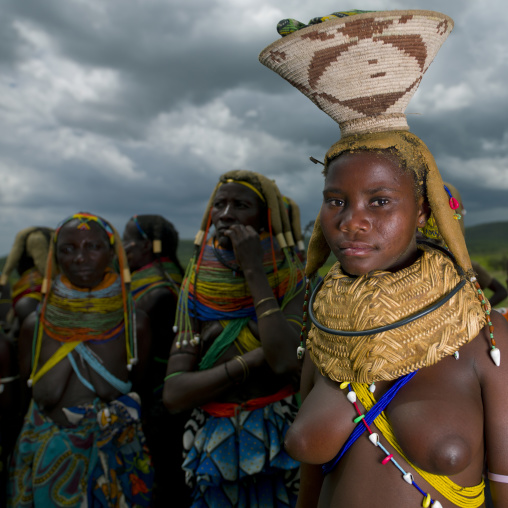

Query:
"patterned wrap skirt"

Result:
[[182, 394, 300, 507], [8, 393, 153, 507]]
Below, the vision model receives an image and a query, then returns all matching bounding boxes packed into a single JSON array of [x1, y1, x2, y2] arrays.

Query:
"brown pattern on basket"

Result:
[[259, 11, 453, 137]]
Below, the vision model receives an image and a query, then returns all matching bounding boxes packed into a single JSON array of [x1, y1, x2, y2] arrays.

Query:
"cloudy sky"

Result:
[[0, 0, 506, 256]]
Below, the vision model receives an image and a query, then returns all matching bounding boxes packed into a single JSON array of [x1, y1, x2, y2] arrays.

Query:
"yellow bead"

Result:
[[340, 381, 350, 390], [422, 494, 431, 508]]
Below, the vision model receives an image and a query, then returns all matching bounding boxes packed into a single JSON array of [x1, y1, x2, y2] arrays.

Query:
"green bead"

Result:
[[478, 289, 482, 294], [486, 310, 491, 315], [489, 321, 493, 326], [482, 300, 486, 304], [490, 333, 494, 339], [353, 414, 365, 423]]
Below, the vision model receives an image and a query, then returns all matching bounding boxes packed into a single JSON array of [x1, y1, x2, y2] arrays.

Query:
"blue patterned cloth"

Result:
[[8, 394, 153, 507], [183, 396, 300, 507]]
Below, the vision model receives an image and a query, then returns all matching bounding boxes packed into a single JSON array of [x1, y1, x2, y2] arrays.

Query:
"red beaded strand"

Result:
[[297, 278, 311, 359]]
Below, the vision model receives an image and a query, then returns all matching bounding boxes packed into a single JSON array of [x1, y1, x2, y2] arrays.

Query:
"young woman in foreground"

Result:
[[259, 9, 508, 507]]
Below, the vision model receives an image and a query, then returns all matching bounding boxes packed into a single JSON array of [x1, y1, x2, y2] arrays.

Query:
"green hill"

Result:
[[465, 221, 508, 257]]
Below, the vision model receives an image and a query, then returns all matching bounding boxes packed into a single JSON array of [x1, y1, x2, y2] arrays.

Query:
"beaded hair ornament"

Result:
[[132, 215, 162, 254], [28, 212, 138, 389], [127, 214, 184, 293]]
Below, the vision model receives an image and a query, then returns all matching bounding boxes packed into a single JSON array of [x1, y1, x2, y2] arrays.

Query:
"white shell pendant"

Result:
[[490, 347, 501, 367], [369, 382, 376, 393], [347, 391, 357, 403], [403, 472, 413, 484], [368, 433, 379, 446], [297, 346, 305, 359], [172, 325, 178, 333], [432, 501, 443, 508]]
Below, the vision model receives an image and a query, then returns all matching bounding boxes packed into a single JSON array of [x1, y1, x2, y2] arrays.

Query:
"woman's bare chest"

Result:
[[339, 358, 484, 476]]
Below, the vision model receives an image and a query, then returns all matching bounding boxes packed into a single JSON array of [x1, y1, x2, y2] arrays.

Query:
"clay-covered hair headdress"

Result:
[[0, 227, 54, 286]]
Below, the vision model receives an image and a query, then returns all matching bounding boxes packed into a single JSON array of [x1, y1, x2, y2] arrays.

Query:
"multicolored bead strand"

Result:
[[471, 276, 499, 366], [342, 382, 443, 508], [443, 185, 461, 220], [297, 278, 311, 359]]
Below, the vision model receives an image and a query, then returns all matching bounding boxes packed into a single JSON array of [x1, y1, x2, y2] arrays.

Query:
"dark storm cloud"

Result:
[[6, 0, 275, 137], [0, 0, 506, 256]]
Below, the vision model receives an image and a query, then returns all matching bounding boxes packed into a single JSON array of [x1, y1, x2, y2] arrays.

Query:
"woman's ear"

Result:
[[416, 197, 431, 228]]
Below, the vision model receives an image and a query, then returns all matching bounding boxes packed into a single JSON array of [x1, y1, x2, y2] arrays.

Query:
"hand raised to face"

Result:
[[211, 182, 268, 271], [222, 224, 264, 272]]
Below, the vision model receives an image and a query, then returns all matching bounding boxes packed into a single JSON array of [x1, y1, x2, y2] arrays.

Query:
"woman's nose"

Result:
[[219, 204, 235, 220], [73, 249, 86, 263], [339, 204, 369, 232]]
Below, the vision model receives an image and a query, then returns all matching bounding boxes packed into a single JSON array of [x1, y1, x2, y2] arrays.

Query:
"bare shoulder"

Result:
[[136, 287, 175, 314]]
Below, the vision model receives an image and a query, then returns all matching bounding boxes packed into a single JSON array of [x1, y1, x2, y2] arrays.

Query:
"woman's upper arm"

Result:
[[300, 351, 316, 401], [18, 313, 37, 380], [479, 311, 508, 505]]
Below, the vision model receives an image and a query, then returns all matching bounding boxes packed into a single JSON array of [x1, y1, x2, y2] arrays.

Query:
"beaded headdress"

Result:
[[30, 212, 139, 382]]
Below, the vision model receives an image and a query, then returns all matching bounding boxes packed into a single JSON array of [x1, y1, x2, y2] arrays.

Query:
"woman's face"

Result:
[[320, 151, 428, 276], [56, 221, 114, 288], [211, 183, 266, 248], [122, 221, 151, 272]]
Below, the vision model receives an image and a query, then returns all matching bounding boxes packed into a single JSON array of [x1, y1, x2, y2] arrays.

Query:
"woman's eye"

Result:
[[372, 198, 389, 206], [327, 198, 344, 207], [59, 245, 73, 254]]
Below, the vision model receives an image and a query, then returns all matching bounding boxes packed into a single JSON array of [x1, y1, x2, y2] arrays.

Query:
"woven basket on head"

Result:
[[259, 10, 453, 137]]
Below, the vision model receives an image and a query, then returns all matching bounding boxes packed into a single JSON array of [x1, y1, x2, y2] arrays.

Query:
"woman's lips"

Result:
[[339, 242, 374, 256]]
